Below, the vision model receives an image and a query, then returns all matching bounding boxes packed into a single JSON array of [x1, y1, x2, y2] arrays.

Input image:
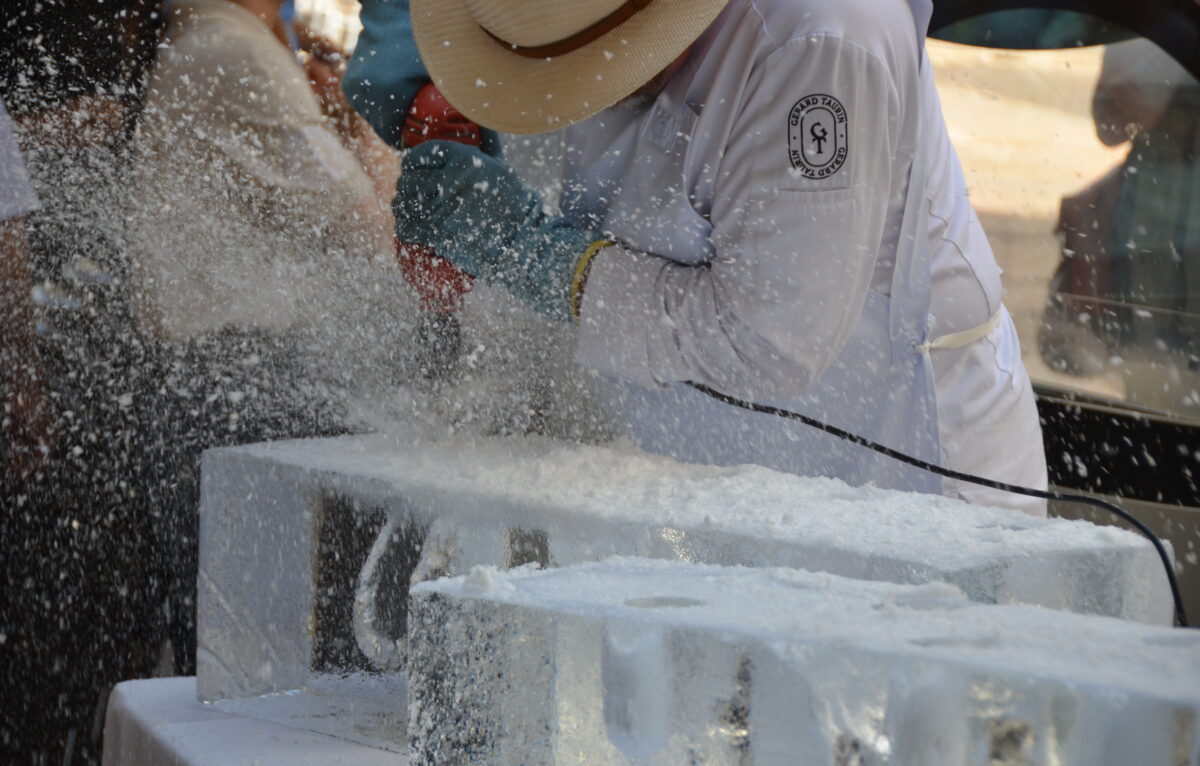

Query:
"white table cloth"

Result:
[[102, 677, 404, 766]]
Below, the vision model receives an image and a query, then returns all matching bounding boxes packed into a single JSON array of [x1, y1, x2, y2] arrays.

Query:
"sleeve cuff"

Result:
[[569, 238, 613, 319]]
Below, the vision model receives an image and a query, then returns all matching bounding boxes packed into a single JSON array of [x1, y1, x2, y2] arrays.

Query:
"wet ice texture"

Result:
[[408, 558, 1200, 766], [197, 432, 1171, 749]]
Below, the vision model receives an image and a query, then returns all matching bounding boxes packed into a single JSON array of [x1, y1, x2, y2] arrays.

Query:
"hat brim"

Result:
[[412, 0, 728, 134]]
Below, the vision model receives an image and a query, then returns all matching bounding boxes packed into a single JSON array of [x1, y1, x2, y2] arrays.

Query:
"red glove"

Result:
[[396, 242, 473, 313]]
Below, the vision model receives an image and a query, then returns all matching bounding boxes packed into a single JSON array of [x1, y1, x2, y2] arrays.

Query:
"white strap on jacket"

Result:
[[916, 308, 1003, 354]]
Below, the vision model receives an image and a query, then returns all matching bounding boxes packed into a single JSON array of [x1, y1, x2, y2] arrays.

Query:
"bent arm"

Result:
[[577, 36, 900, 400]]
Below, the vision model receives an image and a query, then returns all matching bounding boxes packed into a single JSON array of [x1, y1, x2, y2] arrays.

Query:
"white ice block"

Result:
[[197, 432, 1172, 750], [195, 443, 411, 751], [408, 558, 1200, 766]]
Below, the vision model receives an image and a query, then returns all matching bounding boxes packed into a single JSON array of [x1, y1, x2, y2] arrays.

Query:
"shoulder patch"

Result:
[[787, 94, 848, 180]]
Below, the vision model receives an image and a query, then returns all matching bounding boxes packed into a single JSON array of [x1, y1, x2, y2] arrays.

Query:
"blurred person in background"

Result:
[[128, 0, 395, 344], [3, 0, 403, 758], [1, 3, 166, 763], [123, 0, 400, 677]]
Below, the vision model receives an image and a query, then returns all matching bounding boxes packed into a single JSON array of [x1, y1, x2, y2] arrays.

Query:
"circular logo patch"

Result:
[[788, 94, 848, 179]]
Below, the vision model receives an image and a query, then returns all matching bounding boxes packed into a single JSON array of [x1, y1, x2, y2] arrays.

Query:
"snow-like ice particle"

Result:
[[463, 565, 501, 595]]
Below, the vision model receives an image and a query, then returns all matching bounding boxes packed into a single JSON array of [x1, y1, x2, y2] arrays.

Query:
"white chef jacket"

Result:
[[0, 98, 37, 220], [127, 0, 377, 341], [567, 0, 1047, 514]]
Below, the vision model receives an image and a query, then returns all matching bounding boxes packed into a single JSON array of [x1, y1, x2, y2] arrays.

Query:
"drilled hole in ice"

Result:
[[908, 634, 999, 650], [974, 522, 1031, 532], [623, 596, 704, 609], [1142, 632, 1200, 649], [878, 583, 969, 612]]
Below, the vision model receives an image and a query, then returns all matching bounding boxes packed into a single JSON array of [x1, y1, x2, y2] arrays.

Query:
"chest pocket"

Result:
[[603, 105, 714, 264]]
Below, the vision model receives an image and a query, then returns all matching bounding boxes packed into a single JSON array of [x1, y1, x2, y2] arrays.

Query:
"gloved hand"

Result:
[[343, 0, 502, 156], [394, 141, 608, 322]]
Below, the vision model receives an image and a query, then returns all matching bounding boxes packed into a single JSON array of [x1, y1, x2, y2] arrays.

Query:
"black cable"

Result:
[[684, 381, 1189, 628]]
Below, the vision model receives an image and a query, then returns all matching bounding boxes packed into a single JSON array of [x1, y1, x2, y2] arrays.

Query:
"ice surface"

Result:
[[197, 449, 412, 751], [208, 673, 408, 753], [408, 558, 1200, 766], [197, 431, 1172, 750]]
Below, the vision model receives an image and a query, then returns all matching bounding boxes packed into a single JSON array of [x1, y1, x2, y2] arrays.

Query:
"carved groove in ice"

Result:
[[407, 559, 1200, 766]]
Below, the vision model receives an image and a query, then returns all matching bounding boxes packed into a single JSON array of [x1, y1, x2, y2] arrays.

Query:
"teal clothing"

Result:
[[343, 0, 500, 155], [343, 0, 424, 149]]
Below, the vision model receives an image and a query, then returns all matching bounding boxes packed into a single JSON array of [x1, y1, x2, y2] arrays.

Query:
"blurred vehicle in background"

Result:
[[1040, 40, 1198, 404], [929, 3, 1200, 622]]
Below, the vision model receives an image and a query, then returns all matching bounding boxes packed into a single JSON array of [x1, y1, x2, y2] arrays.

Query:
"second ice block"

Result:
[[409, 559, 1200, 766]]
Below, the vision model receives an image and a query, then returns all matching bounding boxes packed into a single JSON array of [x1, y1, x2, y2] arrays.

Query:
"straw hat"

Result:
[[410, 0, 729, 134]]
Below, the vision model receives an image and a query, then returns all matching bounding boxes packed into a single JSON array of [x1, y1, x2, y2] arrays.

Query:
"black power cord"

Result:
[[684, 381, 1189, 628]]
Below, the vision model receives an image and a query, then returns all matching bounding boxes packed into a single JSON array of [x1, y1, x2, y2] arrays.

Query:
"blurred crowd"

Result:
[[0, 1, 403, 762]]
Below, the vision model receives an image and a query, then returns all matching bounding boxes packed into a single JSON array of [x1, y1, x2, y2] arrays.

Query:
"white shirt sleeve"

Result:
[[0, 98, 38, 220], [577, 34, 900, 399], [152, 15, 372, 213]]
